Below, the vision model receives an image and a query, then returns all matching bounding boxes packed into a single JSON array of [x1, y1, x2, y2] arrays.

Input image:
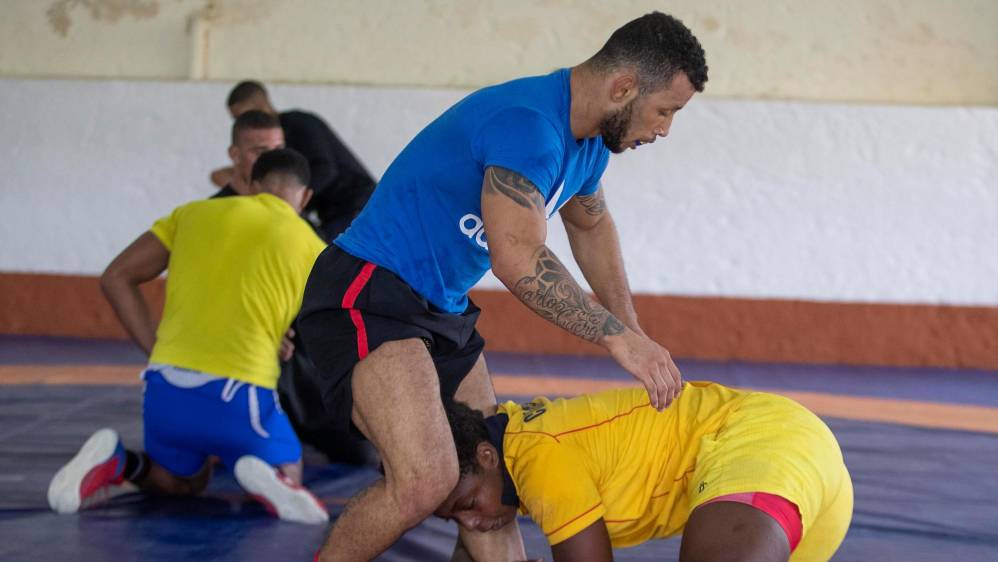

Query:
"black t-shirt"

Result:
[[211, 184, 237, 198], [280, 110, 376, 224]]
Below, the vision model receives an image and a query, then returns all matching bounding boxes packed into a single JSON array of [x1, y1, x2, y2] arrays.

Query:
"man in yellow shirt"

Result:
[[213, 110, 374, 467], [436, 383, 853, 561], [47, 149, 329, 524]]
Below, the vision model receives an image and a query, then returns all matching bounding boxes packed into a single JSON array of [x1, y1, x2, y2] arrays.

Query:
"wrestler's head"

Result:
[[226, 80, 276, 119], [434, 400, 518, 533], [229, 110, 285, 188], [250, 148, 313, 213], [587, 12, 708, 153]]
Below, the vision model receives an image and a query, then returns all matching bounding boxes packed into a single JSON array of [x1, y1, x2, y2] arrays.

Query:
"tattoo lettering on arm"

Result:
[[484, 167, 545, 213], [575, 189, 607, 216], [512, 247, 626, 342]]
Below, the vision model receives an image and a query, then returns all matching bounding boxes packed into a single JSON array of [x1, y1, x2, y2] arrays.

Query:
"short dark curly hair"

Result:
[[589, 11, 708, 93], [227, 80, 268, 108], [251, 148, 311, 188], [231, 109, 281, 145], [443, 399, 491, 477]]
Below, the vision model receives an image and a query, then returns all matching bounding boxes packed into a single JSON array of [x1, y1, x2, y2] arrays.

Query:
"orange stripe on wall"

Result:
[[472, 291, 998, 370], [0, 272, 164, 339], [2, 272, 997, 369]]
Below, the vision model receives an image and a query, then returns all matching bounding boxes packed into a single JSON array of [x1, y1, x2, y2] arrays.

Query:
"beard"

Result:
[[599, 99, 635, 153]]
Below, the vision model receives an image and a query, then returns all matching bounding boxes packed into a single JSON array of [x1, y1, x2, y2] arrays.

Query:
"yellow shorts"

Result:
[[687, 392, 853, 561]]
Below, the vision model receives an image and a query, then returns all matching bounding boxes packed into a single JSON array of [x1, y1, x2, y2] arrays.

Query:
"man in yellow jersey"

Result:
[[214, 110, 375, 467], [47, 149, 329, 525], [436, 383, 853, 561]]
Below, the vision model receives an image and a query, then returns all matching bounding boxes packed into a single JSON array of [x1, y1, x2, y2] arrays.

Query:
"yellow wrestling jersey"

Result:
[[497, 382, 852, 560], [149, 193, 325, 389]]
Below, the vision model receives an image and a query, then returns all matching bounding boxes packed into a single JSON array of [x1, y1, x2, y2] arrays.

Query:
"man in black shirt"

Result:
[[211, 80, 376, 242]]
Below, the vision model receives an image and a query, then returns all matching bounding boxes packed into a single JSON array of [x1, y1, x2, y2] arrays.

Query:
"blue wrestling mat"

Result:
[[1, 336, 997, 561]]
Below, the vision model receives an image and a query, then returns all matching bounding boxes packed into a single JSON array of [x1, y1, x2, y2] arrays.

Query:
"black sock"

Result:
[[124, 450, 150, 484]]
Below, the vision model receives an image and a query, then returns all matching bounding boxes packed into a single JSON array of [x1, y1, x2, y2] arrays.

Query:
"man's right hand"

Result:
[[210, 166, 235, 189], [603, 330, 682, 411], [279, 328, 295, 362]]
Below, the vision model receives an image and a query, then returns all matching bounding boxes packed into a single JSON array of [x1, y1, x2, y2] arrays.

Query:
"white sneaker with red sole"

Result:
[[48, 428, 127, 514], [234, 455, 329, 525]]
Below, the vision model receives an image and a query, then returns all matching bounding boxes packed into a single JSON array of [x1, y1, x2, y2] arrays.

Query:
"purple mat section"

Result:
[[486, 352, 998, 408], [2, 384, 997, 561], [0, 335, 146, 365]]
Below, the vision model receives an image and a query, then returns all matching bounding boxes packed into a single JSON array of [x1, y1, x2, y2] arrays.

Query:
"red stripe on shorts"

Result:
[[342, 262, 377, 359]]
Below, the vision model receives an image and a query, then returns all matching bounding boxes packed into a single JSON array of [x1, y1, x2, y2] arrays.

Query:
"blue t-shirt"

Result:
[[336, 68, 610, 313]]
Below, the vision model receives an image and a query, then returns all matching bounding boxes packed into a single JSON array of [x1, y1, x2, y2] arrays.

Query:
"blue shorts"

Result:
[[142, 367, 302, 477]]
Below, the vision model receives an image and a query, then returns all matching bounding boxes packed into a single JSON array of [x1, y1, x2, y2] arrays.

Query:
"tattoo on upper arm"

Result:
[[575, 189, 607, 216], [483, 166, 545, 213], [512, 247, 625, 342]]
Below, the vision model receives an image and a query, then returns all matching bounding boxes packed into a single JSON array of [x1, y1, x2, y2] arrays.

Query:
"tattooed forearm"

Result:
[[483, 166, 545, 212], [512, 247, 626, 342], [576, 189, 607, 216]]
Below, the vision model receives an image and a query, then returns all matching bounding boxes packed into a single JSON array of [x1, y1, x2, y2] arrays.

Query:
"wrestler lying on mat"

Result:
[[436, 382, 853, 562]]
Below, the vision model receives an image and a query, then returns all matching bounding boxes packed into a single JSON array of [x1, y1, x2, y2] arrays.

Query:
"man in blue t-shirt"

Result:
[[298, 12, 708, 561]]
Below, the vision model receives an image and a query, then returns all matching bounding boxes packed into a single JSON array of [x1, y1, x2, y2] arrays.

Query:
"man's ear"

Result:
[[248, 179, 263, 195], [228, 144, 239, 164], [609, 70, 639, 104], [476, 442, 499, 469], [299, 187, 314, 213]]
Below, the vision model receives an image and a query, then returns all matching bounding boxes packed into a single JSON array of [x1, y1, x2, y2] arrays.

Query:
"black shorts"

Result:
[[296, 244, 485, 436]]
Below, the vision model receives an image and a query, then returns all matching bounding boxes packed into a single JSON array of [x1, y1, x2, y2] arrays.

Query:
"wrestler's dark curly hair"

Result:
[[231, 109, 280, 145], [251, 147, 311, 188], [590, 11, 708, 93], [442, 399, 491, 476]]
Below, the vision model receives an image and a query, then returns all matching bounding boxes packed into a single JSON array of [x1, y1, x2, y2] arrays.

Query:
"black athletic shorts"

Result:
[[296, 244, 485, 436]]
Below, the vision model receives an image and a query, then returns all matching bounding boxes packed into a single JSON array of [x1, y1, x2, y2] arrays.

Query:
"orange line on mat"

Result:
[[2, 366, 996, 434]]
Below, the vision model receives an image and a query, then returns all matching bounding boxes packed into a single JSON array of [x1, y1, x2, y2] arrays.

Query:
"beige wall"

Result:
[[1, 0, 996, 105]]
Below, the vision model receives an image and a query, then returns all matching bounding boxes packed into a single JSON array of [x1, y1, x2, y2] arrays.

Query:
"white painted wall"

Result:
[[1, 78, 996, 306]]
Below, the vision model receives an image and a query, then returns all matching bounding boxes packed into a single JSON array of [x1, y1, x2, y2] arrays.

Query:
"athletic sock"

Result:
[[124, 450, 151, 484]]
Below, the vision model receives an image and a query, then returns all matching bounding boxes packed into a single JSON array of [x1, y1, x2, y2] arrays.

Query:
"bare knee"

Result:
[[388, 457, 459, 528]]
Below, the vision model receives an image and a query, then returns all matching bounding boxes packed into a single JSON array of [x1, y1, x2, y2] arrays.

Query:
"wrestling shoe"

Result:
[[234, 455, 329, 525], [47, 428, 127, 514]]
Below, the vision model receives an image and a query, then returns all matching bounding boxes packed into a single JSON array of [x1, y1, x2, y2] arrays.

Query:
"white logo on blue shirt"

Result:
[[459, 213, 489, 250], [457, 181, 566, 251]]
